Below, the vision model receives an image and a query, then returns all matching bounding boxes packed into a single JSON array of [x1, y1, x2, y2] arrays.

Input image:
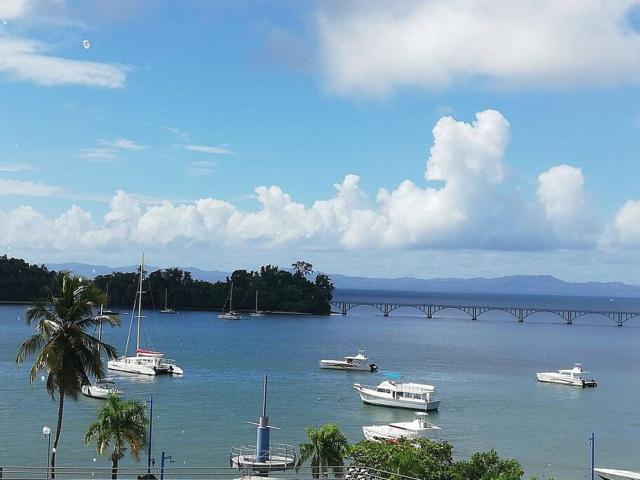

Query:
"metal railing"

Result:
[[0, 464, 422, 480]]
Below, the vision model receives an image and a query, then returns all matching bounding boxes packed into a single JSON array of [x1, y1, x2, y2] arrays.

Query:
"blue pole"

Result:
[[591, 432, 595, 480], [147, 397, 153, 475]]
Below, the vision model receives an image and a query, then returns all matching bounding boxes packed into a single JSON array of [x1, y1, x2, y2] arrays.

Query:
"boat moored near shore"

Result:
[[362, 412, 441, 441], [354, 380, 440, 411], [81, 378, 122, 399]]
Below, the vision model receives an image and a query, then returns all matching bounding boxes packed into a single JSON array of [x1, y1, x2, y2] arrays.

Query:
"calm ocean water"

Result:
[[1, 289, 640, 479]]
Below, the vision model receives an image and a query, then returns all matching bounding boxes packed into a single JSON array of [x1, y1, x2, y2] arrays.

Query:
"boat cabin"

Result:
[[376, 381, 435, 401]]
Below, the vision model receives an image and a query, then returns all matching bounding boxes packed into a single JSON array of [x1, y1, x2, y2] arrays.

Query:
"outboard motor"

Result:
[[369, 363, 378, 372]]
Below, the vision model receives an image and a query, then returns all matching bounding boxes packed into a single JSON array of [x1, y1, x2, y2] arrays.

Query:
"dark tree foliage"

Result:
[[93, 263, 334, 314], [0, 256, 334, 314], [0, 255, 57, 301]]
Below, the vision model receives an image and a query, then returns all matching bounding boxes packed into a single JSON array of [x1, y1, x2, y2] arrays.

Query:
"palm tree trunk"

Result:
[[50, 391, 64, 480], [111, 456, 118, 480]]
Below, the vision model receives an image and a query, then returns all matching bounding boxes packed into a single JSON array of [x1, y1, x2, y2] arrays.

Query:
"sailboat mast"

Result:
[[230, 282, 234, 311], [98, 304, 103, 342], [136, 254, 144, 352], [255, 289, 258, 313], [164, 288, 168, 310]]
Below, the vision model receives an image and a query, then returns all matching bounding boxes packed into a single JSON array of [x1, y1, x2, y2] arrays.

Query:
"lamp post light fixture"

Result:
[[42, 426, 51, 480]]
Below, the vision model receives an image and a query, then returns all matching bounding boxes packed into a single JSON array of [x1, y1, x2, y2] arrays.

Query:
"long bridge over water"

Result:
[[330, 300, 640, 326]]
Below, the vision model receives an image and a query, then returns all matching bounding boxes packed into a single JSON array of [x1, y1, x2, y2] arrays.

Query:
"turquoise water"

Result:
[[1, 291, 640, 479]]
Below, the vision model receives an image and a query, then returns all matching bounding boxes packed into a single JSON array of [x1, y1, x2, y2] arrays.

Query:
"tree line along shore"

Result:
[[0, 256, 335, 315]]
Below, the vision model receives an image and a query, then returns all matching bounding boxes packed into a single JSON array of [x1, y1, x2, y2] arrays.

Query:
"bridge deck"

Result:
[[330, 300, 640, 325]]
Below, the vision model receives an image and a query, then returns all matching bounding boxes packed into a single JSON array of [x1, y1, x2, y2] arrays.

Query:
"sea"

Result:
[[1, 289, 640, 479]]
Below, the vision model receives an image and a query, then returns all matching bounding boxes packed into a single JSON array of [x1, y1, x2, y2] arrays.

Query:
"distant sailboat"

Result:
[[249, 289, 265, 317], [218, 282, 240, 320], [160, 288, 177, 314], [102, 282, 118, 316], [82, 306, 122, 399]]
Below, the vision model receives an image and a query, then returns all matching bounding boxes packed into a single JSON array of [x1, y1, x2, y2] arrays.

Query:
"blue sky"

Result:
[[1, 0, 640, 283]]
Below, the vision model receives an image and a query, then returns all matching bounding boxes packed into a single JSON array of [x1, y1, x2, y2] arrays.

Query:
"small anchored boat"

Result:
[[82, 378, 122, 399], [219, 282, 240, 320], [354, 380, 440, 411], [362, 412, 441, 441], [536, 363, 597, 387], [159, 288, 177, 314], [320, 350, 378, 372]]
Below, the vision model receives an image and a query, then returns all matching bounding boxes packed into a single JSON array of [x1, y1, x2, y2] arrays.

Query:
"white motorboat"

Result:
[[595, 469, 640, 480], [354, 380, 440, 411], [249, 289, 265, 317], [362, 412, 441, 441], [536, 363, 597, 387], [81, 378, 122, 399], [108, 255, 184, 376], [159, 288, 177, 314], [219, 282, 240, 320], [320, 350, 378, 372]]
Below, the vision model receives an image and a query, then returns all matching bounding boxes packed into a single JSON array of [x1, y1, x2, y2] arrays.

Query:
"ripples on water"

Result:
[[1, 290, 639, 479]]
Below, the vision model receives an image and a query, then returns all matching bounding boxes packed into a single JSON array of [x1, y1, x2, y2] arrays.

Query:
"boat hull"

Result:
[[536, 372, 596, 387], [354, 386, 440, 411], [81, 385, 121, 399], [320, 361, 373, 371], [594, 469, 640, 480], [362, 424, 440, 441]]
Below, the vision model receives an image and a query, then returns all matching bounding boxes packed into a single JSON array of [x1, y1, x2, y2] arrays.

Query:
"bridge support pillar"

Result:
[[341, 304, 347, 315], [566, 312, 573, 325], [383, 305, 389, 317]]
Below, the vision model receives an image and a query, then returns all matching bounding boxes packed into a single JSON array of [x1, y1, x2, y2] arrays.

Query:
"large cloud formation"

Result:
[[317, 0, 640, 95], [4, 109, 637, 255]]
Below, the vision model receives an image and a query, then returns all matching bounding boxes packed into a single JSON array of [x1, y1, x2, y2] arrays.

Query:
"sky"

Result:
[[1, 0, 640, 283]]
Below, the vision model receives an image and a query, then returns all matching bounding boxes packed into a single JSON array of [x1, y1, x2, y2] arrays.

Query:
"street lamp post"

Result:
[[146, 397, 154, 475], [42, 426, 51, 480]]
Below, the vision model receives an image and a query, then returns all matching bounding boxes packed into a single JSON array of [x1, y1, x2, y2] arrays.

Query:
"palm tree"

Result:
[[295, 424, 350, 479], [85, 395, 148, 479], [15, 273, 119, 479]]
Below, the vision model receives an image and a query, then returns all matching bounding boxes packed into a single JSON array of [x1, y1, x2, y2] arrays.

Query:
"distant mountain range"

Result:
[[44, 262, 640, 298]]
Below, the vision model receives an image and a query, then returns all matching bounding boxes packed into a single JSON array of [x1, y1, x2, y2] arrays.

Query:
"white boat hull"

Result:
[[81, 384, 121, 399], [536, 372, 595, 387], [595, 468, 640, 480], [108, 357, 183, 376], [219, 313, 240, 320], [354, 385, 440, 411], [320, 360, 373, 371], [362, 423, 441, 441]]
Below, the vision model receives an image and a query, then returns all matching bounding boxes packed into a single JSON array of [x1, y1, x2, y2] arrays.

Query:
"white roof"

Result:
[[559, 364, 589, 374], [344, 350, 367, 360], [378, 380, 435, 393], [594, 468, 640, 480]]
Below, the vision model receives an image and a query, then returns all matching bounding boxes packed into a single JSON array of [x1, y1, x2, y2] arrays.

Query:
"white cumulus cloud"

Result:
[[0, 109, 626, 256], [317, 0, 640, 96]]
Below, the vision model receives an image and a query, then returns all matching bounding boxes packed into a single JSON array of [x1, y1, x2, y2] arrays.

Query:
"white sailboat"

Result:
[[160, 288, 177, 314], [219, 282, 240, 320], [249, 289, 265, 317], [82, 306, 122, 399], [108, 255, 184, 376]]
